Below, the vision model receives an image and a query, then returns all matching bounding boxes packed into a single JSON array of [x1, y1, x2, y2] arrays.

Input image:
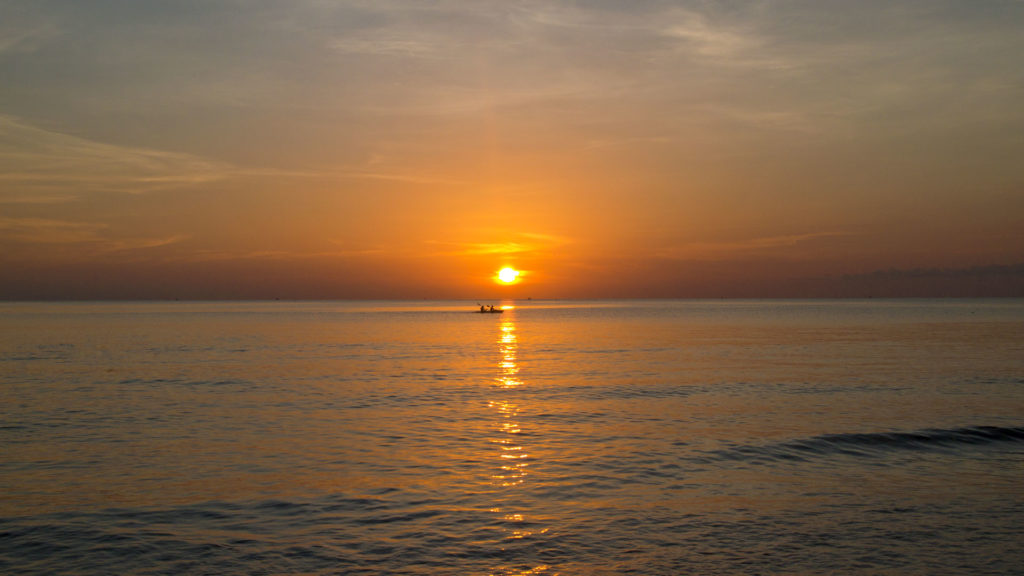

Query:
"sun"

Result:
[[496, 267, 520, 284]]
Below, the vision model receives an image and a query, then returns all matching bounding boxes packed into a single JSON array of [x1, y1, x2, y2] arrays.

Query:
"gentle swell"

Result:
[[707, 426, 1024, 464]]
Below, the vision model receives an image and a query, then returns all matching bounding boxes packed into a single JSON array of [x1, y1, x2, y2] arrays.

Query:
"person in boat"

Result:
[[480, 305, 486, 313], [488, 305, 495, 312]]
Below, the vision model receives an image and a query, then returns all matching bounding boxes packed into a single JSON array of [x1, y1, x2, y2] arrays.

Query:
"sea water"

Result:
[[1, 299, 1023, 575]]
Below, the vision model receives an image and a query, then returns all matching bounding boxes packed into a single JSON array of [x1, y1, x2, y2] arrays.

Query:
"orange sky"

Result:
[[2, 2, 1023, 299]]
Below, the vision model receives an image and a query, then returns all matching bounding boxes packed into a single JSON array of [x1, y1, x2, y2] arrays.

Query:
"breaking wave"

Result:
[[707, 425, 1024, 464]]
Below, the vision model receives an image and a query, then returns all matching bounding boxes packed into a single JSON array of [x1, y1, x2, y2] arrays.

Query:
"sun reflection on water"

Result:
[[487, 310, 553, 575], [498, 319, 521, 389], [491, 315, 528, 488]]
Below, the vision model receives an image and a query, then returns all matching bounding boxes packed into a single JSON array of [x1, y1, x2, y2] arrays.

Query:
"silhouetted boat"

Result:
[[475, 307, 504, 314]]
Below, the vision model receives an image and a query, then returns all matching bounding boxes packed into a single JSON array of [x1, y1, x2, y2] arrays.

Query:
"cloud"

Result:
[[0, 194, 80, 205], [660, 231, 852, 260], [0, 7, 59, 54], [0, 115, 232, 200], [0, 216, 187, 254], [453, 242, 535, 256], [101, 235, 190, 253], [330, 34, 443, 59], [179, 246, 389, 264], [0, 25, 57, 54], [0, 217, 107, 244], [660, 9, 757, 61], [428, 232, 572, 257], [8, 1, 1021, 145]]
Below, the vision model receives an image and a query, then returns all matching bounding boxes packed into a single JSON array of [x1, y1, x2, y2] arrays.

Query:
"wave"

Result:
[[705, 425, 1024, 464], [0, 493, 554, 576]]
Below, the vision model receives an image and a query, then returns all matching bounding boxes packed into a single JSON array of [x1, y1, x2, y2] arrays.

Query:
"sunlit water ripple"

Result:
[[2, 299, 1023, 574]]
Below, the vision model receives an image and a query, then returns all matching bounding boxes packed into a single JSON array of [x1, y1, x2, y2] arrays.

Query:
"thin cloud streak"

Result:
[[0, 216, 187, 255], [427, 232, 573, 258], [0, 115, 473, 203], [0, 115, 231, 198], [0, 217, 107, 244], [659, 232, 854, 260], [181, 247, 389, 264]]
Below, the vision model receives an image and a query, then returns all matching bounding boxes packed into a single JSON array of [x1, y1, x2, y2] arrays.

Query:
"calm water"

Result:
[[2, 299, 1023, 575]]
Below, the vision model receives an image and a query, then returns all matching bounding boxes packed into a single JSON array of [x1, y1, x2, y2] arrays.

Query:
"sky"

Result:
[[2, 0, 1023, 299]]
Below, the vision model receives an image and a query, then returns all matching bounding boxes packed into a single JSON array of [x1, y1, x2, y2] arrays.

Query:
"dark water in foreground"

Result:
[[2, 299, 1023, 575]]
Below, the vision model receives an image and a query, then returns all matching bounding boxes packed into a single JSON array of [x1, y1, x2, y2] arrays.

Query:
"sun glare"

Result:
[[497, 267, 520, 284]]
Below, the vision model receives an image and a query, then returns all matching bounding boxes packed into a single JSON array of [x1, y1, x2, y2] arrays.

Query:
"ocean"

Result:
[[2, 299, 1023, 575]]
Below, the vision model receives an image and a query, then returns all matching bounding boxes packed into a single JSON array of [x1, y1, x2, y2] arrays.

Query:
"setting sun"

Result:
[[497, 268, 520, 284]]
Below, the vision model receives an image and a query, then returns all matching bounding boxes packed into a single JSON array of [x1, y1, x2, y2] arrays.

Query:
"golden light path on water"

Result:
[[492, 312, 526, 487], [488, 307, 552, 576]]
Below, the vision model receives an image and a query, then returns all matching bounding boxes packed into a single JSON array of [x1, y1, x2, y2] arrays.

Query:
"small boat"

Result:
[[476, 306, 504, 314]]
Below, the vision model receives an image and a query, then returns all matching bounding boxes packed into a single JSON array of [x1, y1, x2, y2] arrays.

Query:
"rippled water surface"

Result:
[[2, 299, 1023, 574]]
